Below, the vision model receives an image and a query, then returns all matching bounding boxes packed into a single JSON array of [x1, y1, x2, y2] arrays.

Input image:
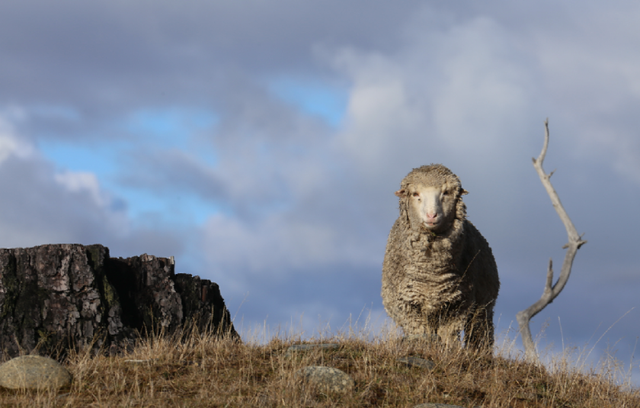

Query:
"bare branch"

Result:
[[544, 259, 553, 297], [517, 119, 588, 363]]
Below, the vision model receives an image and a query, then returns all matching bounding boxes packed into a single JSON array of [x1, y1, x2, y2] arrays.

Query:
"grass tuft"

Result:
[[0, 323, 637, 407]]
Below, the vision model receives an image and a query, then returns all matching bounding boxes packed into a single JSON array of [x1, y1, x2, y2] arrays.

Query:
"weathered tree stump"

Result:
[[0, 244, 237, 359]]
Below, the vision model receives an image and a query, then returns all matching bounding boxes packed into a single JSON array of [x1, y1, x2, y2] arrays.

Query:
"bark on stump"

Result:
[[0, 244, 237, 359]]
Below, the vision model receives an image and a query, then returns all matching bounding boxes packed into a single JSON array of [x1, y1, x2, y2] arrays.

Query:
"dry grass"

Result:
[[0, 324, 638, 407]]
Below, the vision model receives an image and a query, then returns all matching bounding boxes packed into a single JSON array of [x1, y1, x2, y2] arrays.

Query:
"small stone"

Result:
[[0, 355, 72, 390], [397, 356, 435, 370], [295, 366, 354, 394]]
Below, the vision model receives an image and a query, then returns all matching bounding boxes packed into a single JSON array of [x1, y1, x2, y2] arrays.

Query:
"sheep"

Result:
[[381, 164, 500, 350]]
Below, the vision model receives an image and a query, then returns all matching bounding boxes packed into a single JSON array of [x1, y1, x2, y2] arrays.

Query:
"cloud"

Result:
[[54, 171, 106, 207], [202, 211, 375, 279], [0, 112, 188, 262], [0, 113, 34, 162], [330, 14, 540, 189]]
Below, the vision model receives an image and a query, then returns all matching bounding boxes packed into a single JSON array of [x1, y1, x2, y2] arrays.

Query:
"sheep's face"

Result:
[[397, 182, 461, 233]]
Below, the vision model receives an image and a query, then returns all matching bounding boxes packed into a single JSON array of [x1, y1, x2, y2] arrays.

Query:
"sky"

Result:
[[1, 0, 639, 385]]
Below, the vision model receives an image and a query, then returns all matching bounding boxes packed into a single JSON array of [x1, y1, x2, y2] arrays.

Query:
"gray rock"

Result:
[[0, 244, 237, 359], [397, 356, 435, 370], [0, 355, 72, 390], [295, 366, 354, 394]]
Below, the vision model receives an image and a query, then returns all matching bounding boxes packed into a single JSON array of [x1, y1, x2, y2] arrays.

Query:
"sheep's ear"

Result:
[[460, 188, 469, 196], [395, 189, 407, 197]]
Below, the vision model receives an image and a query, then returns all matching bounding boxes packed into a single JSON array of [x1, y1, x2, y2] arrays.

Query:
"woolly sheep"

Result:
[[381, 164, 500, 349]]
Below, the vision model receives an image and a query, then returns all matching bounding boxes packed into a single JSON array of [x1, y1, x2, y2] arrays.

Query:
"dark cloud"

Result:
[[117, 148, 229, 204], [0, 1, 422, 116]]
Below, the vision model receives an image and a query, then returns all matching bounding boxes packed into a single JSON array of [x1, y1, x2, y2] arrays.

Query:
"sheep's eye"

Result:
[[442, 191, 449, 196], [412, 192, 419, 197]]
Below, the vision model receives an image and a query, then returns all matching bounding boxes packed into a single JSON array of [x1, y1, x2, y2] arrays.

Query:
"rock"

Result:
[[295, 366, 354, 394], [0, 244, 237, 359], [0, 355, 72, 390], [397, 356, 435, 370]]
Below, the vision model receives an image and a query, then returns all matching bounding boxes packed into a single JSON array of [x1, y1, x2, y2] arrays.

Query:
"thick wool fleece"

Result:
[[381, 164, 500, 349]]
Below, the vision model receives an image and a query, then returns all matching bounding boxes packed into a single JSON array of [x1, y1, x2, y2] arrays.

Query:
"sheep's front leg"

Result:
[[463, 305, 495, 351], [437, 320, 464, 347]]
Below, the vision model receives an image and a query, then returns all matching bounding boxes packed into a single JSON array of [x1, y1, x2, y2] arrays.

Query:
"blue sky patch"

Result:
[[37, 107, 220, 226], [126, 108, 217, 142], [267, 78, 349, 128]]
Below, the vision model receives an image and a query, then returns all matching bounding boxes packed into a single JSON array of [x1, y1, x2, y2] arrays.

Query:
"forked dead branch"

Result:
[[517, 119, 588, 363]]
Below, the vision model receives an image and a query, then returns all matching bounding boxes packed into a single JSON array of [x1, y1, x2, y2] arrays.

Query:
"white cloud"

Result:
[[429, 18, 532, 149], [54, 170, 106, 207], [526, 4, 640, 185], [330, 14, 537, 186], [0, 115, 33, 163], [0, 134, 19, 164], [202, 212, 375, 279]]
